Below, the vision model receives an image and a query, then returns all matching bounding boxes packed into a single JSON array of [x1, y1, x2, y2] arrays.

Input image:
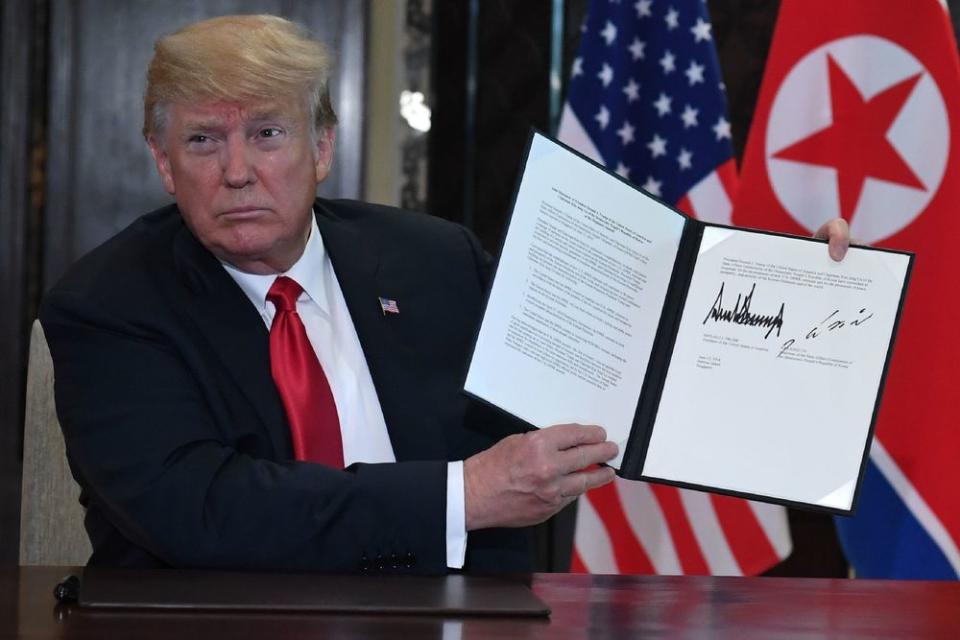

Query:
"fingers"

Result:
[[556, 440, 619, 474], [463, 425, 618, 531], [558, 466, 616, 498], [538, 423, 608, 450], [813, 218, 850, 262]]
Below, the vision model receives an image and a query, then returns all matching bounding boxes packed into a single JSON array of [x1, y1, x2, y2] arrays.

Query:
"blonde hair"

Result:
[[143, 14, 338, 139]]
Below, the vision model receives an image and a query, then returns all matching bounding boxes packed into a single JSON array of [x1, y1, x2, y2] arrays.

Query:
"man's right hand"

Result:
[[463, 424, 618, 530]]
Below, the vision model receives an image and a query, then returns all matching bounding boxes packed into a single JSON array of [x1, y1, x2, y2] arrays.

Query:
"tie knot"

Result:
[[267, 276, 303, 312]]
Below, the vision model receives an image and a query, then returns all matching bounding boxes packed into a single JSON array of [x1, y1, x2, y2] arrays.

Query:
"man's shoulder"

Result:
[[43, 204, 185, 306], [315, 199, 491, 282], [317, 199, 471, 243]]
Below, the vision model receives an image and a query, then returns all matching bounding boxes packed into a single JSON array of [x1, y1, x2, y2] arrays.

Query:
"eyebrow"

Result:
[[181, 111, 295, 131]]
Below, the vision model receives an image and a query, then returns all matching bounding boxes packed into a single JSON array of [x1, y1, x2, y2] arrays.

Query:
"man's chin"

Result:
[[213, 238, 304, 275]]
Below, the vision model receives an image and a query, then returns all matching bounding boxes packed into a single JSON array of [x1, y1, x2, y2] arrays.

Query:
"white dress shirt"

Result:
[[221, 215, 467, 568]]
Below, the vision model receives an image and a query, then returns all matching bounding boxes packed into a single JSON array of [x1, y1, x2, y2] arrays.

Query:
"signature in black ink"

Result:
[[702, 282, 785, 339], [777, 308, 874, 357]]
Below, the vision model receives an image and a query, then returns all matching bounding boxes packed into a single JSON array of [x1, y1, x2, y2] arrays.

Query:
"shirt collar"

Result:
[[221, 212, 331, 315]]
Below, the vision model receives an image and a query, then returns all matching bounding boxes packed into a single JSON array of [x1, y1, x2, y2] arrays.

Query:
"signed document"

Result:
[[464, 132, 912, 513]]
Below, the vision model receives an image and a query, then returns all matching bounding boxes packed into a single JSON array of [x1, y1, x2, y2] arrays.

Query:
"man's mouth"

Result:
[[220, 206, 268, 219]]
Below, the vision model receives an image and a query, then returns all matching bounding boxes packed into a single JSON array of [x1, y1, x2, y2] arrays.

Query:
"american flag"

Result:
[[378, 297, 400, 315], [557, 0, 793, 575]]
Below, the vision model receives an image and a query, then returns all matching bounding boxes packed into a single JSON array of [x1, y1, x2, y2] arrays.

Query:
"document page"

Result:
[[643, 227, 910, 510], [465, 133, 686, 466]]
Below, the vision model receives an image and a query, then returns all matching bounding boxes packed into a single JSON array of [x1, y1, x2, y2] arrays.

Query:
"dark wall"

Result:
[[0, 0, 45, 568], [430, 0, 587, 250]]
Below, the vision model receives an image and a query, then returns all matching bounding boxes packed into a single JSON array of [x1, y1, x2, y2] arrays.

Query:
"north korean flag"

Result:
[[733, 0, 960, 578]]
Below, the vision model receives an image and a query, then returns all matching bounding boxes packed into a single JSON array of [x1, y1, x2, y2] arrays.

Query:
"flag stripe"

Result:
[[616, 480, 683, 574], [570, 547, 589, 573], [870, 439, 960, 575], [680, 490, 743, 575], [586, 482, 656, 573], [649, 485, 710, 574], [749, 500, 794, 560], [685, 164, 735, 224], [710, 494, 782, 575], [837, 458, 958, 579], [573, 490, 619, 573], [675, 194, 694, 217], [716, 158, 739, 203], [557, 105, 605, 165]]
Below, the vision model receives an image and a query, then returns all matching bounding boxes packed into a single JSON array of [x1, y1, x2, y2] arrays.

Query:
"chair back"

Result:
[[19, 320, 91, 565]]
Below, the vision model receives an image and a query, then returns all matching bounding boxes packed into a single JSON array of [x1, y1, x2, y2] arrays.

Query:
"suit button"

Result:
[[359, 554, 370, 573], [390, 552, 400, 570], [405, 552, 416, 568], [375, 553, 386, 572]]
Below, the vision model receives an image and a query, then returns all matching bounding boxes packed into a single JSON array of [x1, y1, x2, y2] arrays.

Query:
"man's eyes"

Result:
[[183, 128, 285, 146], [258, 127, 284, 139]]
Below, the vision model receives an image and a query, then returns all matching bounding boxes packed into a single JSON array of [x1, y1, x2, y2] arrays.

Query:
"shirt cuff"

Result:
[[446, 461, 468, 569]]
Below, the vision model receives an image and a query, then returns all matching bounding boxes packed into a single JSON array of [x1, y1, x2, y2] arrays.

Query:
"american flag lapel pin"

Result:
[[378, 296, 400, 315]]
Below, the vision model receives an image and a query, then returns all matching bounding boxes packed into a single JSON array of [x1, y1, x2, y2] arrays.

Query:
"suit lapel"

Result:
[[314, 203, 447, 461], [172, 224, 292, 458]]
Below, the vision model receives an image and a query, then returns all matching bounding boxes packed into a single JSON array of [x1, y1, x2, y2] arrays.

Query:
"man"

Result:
[[40, 15, 620, 573], [40, 15, 849, 573]]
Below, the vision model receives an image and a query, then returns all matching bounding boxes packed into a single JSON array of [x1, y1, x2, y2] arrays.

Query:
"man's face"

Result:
[[148, 97, 334, 274]]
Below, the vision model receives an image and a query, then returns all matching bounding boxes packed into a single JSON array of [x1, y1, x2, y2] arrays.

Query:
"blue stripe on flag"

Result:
[[836, 460, 958, 580]]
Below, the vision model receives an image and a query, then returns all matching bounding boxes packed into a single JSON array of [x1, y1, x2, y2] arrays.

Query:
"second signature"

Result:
[[777, 308, 874, 357]]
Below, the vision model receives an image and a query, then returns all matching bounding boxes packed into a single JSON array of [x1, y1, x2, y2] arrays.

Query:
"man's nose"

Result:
[[221, 137, 256, 188]]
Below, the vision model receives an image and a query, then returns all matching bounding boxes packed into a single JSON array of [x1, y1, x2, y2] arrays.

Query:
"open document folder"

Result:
[[464, 131, 912, 514]]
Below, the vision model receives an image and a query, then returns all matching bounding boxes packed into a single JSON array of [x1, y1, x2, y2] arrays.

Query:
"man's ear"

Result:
[[147, 135, 176, 195], [314, 127, 336, 184]]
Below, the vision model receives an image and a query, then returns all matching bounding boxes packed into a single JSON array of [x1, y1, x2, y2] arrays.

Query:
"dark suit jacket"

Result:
[[40, 198, 529, 573]]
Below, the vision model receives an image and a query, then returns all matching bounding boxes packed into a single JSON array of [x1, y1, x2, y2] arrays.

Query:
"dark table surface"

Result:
[[3, 566, 959, 639]]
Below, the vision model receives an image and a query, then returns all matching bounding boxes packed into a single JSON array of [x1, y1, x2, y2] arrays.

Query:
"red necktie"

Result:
[[267, 276, 344, 467]]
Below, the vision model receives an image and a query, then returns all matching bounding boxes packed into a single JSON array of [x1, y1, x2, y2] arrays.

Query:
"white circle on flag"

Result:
[[765, 35, 949, 243]]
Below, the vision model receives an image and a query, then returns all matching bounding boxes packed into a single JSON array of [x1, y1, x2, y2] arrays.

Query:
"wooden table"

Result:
[[3, 566, 958, 639]]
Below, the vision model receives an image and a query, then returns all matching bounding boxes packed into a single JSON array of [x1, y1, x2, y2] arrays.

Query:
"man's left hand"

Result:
[[814, 218, 851, 261]]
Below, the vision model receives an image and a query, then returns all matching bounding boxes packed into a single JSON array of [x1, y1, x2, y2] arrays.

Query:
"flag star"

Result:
[[659, 50, 676, 74], [685, 60, 705, 85], [653, 92, 672, 116], [597, 63, 614, 87], [635, 0, 653, 18], [622, 78, 641, 102], [595, 105, 611, 129], [713, 116, 732, 140], [642, 175, 663, 196], [647, 134, 667, 158], [677, 148, 693, 170], [600, 20, 617, 45], [691, 17, 713, 42], [572, 57, 583, 77], [628, 37, 646, 60], [665, 7, 680, 30], [615, 162, 631, 179], [680, 104, 699, 128], [616, 120, 636, 145]]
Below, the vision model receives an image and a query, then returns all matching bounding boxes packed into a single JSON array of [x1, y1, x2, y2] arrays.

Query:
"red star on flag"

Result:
[[773, 55, 926, 222]]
